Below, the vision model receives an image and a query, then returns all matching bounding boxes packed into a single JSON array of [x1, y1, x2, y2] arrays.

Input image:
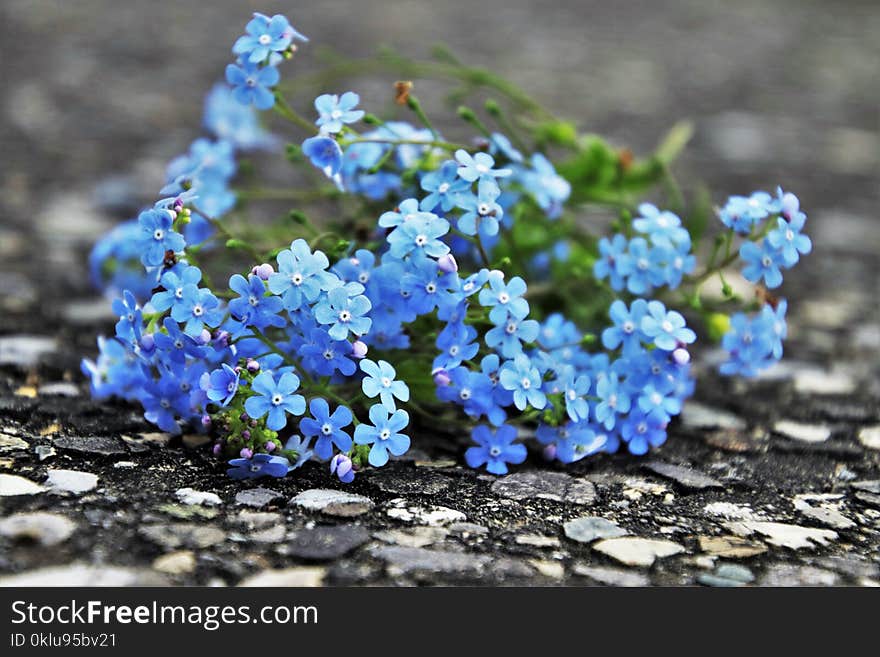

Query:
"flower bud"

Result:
[[198, 329, 212, 345], [330, 453, 355, 483], [242, 430, 251, 440], [252, 263, 274, 280], [139, 333, 155, 352], [212, 443, 222, 456], [437, 253, 458, 273], [542, 443, 557, 461], [265, 441, 276, 452], [201, 414, 212, 428], [351, 340, 368, 358], [432, 367, 451, 386], [672, 347, 691, 365], [246, 359, 260, 373], [239, 447, 253, 459], [213, 330, 230, 348]]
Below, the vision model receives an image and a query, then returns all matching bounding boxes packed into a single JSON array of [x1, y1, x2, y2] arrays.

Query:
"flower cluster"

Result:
[[84, 11, 811, 485]]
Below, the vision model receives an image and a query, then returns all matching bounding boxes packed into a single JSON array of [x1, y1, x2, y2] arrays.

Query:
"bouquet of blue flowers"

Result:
[[82, 12, 811, 484]]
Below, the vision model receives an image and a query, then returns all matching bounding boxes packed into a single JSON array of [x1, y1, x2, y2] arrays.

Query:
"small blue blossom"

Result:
[[204, 84, 277, 150], [112, 290, 142, 344], [154, 317, 206, 363], [499, 354, 547, 411], [489, 133, 524, 163], [151, 265, 202, 313], [485, 316, 540, 358], [719, 303, 785, 377], [766, 212, 811, 267], [353, 404, 411, 467], [455, 149, 511, 182], [170, 285, 224, 336], [637, 384, 681, 423], [478, 272, 529, 325], [233, 13, 306, 65], [640, 301, 696, 351], [419, 161, 469, 212], [434, 321, 479, 370], [536, 422, 605, 464], [456, 178, 503, 237], [244, 371, 306, 431], [138, 208, 185, 267], [301, 135, 343, 176], [602, 299, 649, 356], [559, 369, 591, 422], [520, 153, 570, 217], [225, 60, 280, 110], [202, 363, 240, 407], [299, 397, 353, 460], [315, 92, 364, 133], [269, 239, 334, 311], [594, 371, 632, 430], [593, 234, 632, 291], [633, 203, 690, 249], [228, 273, 284, 329], [227, 453, 291, 480], [300, 327, 357, 377], [465, 424, 526, 475], [360, 359, 410, 411], [378, 198, 435, 229], [740, 239, 785, 289], [386, 213, 451, 259], [314, 286, 372, 340], [719, 191, 775, 234], [620, 411, 667, 455], [624, 237, 665, 295]]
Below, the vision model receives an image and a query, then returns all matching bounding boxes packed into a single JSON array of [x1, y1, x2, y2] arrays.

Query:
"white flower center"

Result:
[[258, 34, 272, 45], [248, 295, 259, 306], [271, 393, 283, 406], [638, 258, 649, 271], [379, 428, 391, 441], [505, 322, 517, 335], [381, 377, 392, 388], [661, 320, 674, 333], [459, 388, 471, 400], [785, 229, 794, 241], [291, 272, 303, 285], [438, 182, 450, 193], [338, 310, 352, 322], [330, 109, 342, 120], [521, 377, 531, 390], [623, 321, 635, 334], [489, 446, 502, 457], [651, 392, 662, 405], [498, 292, 510, 304], [567, 389, 577, 401], [762, 255, 772, 267], [153, 229, 165, 241], [358, 272, 370, 284], [478, 203, 491, 216], [321, 423, 333, 435], [476, 163, 489, 173], [192, 304, 204, 317], [174, 287, 184, 299], [449, 345, 460, 356], [415, 234, 428, 246], [425, 282, 437, 294]]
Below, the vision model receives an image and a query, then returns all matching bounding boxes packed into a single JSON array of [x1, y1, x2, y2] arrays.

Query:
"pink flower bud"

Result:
[[265, 441, 276, 452], [246, 359, 260, 373], [672, 347, 691, 365], [437, 253, 458, 273], [201, 414, 212, 428], [241, 430, 251, 440], [432, 367, 451, 386], [252, 263, 274, 280], [542, 444, 557, 461], [139, 333, 155, 352], [351, 340, 368, 358], [239, 447, 253, 459], [212, 443, 222, 455]]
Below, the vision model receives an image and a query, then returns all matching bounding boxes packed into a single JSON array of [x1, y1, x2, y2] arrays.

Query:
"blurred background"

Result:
[[0, 0, 877, 342]]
